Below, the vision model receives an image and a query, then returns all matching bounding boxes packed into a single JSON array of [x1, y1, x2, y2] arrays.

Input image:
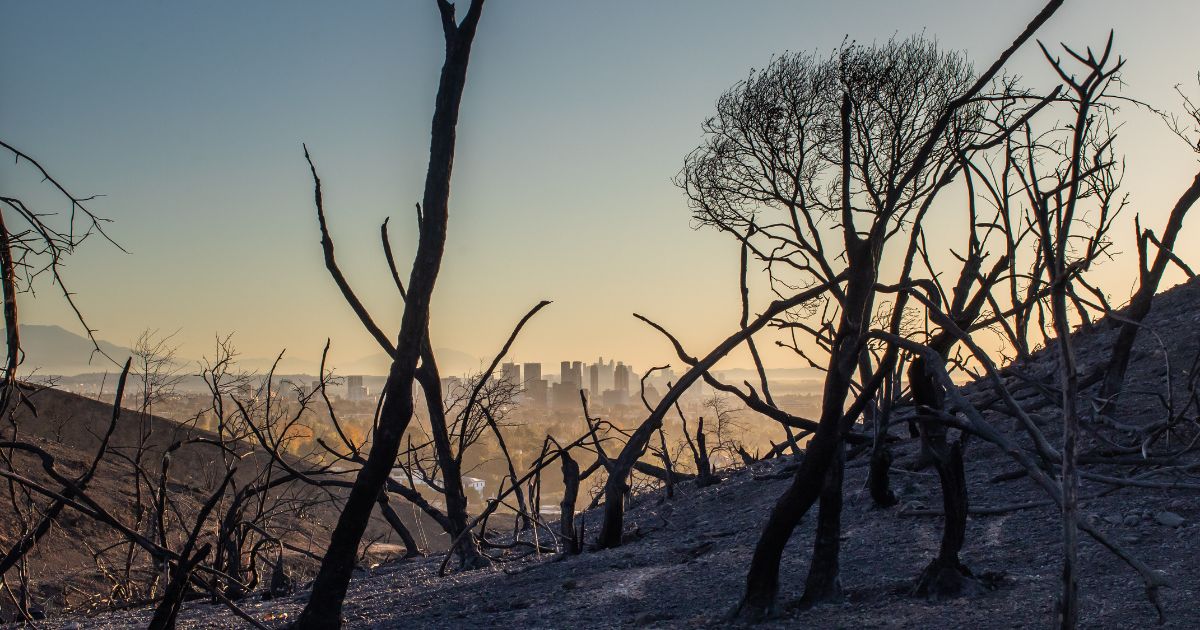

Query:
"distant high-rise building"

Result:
[[347, 375, 367, 401], [523, 362, 542, 384], [519, 363, 544, 406], [526, 379, 547, 406], [551, 382, 571, 408], [600, 359, 615, 392], [614, 362, 630, 394], [501, 362, 520, 386], [588, 363, 599, 397], [559, 360, 583, 392]]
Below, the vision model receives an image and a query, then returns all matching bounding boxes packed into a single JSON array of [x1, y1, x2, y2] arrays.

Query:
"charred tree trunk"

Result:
[[868, 446, 896, 507], [736, 235, 876, 620], [147, 544, 210, 630], [909, 352, 979, 598], [222, 533, 245, 600], [734, 424, 845, 619], [734, 91, 883, 613], [267, 553, 293, 599], [868, 373, 899, 507], [694, 418, 720, 487], [912, 440, 976, 598], [296, 2, 484, 627], [799, 441, 845, 606], [0, 209, 20, 413], [414, 361, 486, 567], [657, 428, 675, 499], [560, 450, 580, 553]]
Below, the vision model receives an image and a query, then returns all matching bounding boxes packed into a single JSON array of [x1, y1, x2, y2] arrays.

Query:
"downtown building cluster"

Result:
[[501, 358, 637, 408]]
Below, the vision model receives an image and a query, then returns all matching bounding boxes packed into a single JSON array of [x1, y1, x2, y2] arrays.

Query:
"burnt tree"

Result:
[[671, 2, 1066, 617], [296, 1, 485, 626]]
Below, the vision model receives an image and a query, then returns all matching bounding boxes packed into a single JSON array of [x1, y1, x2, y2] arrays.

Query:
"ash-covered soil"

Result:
[[37, 278, 1200, 629]]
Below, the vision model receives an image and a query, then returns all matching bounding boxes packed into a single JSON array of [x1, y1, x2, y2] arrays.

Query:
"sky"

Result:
[[3, 0, 1199, 375]]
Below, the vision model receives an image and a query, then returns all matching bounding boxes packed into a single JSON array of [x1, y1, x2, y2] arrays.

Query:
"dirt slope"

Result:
[[36, 277, 1200, 628], [0, 387, 431, 622]]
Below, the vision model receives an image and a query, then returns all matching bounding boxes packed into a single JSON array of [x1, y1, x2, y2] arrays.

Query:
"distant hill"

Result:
[[8, 324, 484, 378], [10, 324, 133, 375]]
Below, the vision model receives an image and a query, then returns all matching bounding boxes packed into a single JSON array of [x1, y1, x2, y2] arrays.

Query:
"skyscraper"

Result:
[[560, 360, 582, 391], [501, 362, 521, 386], [614, 362, 630, 396], [571, 361, 583, 389], [522, 363, 545, 406], [523, 362, 542, 384], [600, 358, 615, 392]]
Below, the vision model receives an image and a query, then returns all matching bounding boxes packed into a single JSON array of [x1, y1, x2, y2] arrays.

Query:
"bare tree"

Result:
[[660, 2, 1068, 618], [0, 140, 121, 402], [0, 139, 119, 621], [1030, 34, 1124, 629], [1100, 74, 1200, 404], [296, 2, 486, 626]]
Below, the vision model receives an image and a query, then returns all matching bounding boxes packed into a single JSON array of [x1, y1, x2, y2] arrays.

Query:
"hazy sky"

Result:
[[3, 0, 1199, 374]]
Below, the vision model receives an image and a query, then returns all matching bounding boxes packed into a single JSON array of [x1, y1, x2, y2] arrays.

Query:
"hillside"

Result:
[[11, 325, 133, 377], [0, 386, 441, 623], [29, 277, 1200, 629]]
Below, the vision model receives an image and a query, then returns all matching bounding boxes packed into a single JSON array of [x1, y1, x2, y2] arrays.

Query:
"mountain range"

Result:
[[8, 325, 486, 377]]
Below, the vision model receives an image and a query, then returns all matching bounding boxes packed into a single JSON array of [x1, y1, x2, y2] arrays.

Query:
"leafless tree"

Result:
[[677, 42, 981, 618], [0, 139, 120, 621], [1027, 34, 1125, 628], [296, 2, 486, 626], [1100, 74, 1200, 404], [0, 140, 121, 407], [649, 2, 1069, 619]]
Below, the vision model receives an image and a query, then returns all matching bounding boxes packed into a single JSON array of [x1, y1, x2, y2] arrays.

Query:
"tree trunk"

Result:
[[734, 160, 882, 614], [800, 442, 845, 605], [868, 374, 898, 507], [560, 451, 580, 553], [735, 241, 874, 619], [1053, 294, 1080, 629], [909, 355, 979, 598], [296, 3, 484, 627], [147, 544, 210, 630], [912, 440, 977, 599], [868, 445, 897, 507], [695, 418, 720, 487], [414, 362, 486, 567]]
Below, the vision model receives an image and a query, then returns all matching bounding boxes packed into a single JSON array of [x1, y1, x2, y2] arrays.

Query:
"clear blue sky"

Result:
[[3, 0, 1198, 373]]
